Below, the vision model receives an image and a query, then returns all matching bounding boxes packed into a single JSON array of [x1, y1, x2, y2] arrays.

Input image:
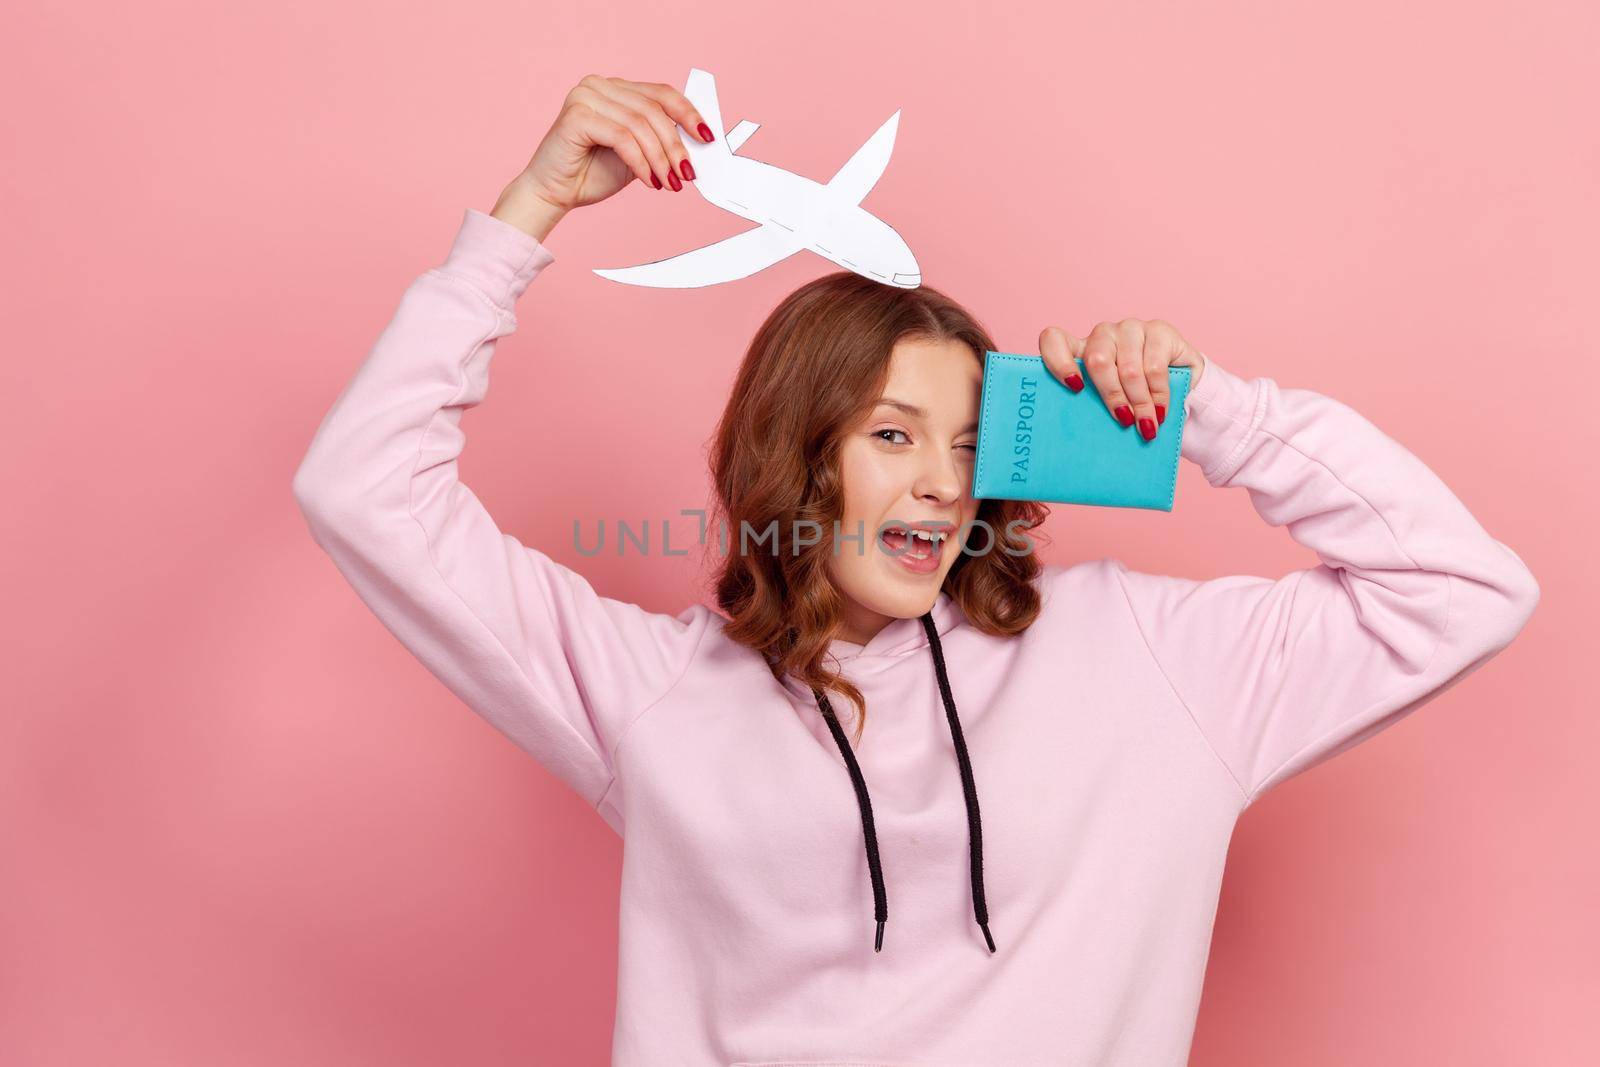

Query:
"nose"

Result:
[[913, 445, 966, 506]]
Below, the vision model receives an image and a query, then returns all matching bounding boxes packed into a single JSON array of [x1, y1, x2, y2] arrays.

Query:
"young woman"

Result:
[[292, 74, 1540, 1066]]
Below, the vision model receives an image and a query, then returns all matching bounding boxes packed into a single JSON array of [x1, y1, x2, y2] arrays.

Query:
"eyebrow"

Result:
[[875, 398, 979, 435]]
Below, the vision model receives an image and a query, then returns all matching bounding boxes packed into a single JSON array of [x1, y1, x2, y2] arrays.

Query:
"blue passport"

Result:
[[971, 351, 1193, 511]]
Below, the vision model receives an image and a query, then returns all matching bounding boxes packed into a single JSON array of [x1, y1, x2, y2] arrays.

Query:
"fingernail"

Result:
[[1139, 416, 1156, 440], [650, 173, 662, 189], [1155, 403, 1166, 424], [679, 159, 695, 181], [698, 122, 714, 143], [1114, 405, 1134, 426], [1065, 373, 1084, 392], [668, 170, 682, 191]]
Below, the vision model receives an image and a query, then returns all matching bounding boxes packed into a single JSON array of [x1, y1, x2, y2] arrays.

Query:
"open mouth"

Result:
[[879, 523, 949, 561]]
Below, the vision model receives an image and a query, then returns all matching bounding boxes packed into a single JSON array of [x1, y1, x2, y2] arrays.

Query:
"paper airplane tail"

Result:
[[684, 68, 733, 155]]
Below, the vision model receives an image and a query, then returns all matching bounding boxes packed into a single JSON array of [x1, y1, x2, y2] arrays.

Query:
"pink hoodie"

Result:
[[292, 207, 1539, 1066]]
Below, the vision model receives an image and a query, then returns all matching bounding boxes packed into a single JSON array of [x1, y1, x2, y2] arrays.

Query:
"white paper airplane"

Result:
[[592, 68, 922, 290]]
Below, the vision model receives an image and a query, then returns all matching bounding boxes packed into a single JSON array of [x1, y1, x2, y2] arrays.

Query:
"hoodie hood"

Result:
[[774, 591, 967, 699]]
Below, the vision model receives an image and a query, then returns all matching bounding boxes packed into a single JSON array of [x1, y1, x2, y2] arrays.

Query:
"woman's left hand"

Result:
[[1039, 320, 1207, 442]]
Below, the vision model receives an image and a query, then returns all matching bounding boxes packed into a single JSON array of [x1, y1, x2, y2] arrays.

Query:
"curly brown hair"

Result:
[[707, 270, 1052, 741]]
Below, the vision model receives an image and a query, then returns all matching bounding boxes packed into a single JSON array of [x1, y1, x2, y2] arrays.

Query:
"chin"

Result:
[[857, 567, 948, 618], [828, 544, 954, 626]]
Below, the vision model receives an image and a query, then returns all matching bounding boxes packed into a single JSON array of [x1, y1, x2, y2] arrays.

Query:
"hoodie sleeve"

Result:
[[291, 207, 711, 816], [1111, 353, 1539, 808]]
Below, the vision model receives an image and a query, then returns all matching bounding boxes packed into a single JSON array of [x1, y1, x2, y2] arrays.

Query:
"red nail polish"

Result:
[[680, 159, 696, 181], [668, 170, 682, 191], [1139, 416, 1156, 440], [1065, 373, 1084, 391], [650, 173, 662, 189], [698, 122, 714, 143], [1114, 405, 1134, 426], [1155, 403, 1166, 424]]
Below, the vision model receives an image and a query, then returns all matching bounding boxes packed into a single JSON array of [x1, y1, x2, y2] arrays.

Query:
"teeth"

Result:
[[900, 527, 946, 543]]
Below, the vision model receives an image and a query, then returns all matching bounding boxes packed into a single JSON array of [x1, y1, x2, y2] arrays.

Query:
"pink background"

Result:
[[5, 1, 1595, 1063]]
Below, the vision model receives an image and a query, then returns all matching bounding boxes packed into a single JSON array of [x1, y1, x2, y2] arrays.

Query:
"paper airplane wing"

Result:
[[825, 109, 901, 204], [592, 224, 803, 288]]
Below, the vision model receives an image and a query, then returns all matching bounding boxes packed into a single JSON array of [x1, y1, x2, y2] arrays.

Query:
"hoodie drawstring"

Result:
[[810, 610, 996, 955]]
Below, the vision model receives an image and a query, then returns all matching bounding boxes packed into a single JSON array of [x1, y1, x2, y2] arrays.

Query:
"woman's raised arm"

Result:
[[292, 209, 713, 823], [1109, 355, 1539, 808], [292, 76, 721, 825]]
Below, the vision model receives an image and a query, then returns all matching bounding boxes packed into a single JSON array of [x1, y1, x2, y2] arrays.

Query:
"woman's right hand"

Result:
[[491, 74, 716, 240]]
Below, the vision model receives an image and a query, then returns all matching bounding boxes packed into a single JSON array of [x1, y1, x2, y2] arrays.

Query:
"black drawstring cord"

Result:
[[812, 685, 888, 952], [810, 609, 997, 955], [922, 612, 996, 954]]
